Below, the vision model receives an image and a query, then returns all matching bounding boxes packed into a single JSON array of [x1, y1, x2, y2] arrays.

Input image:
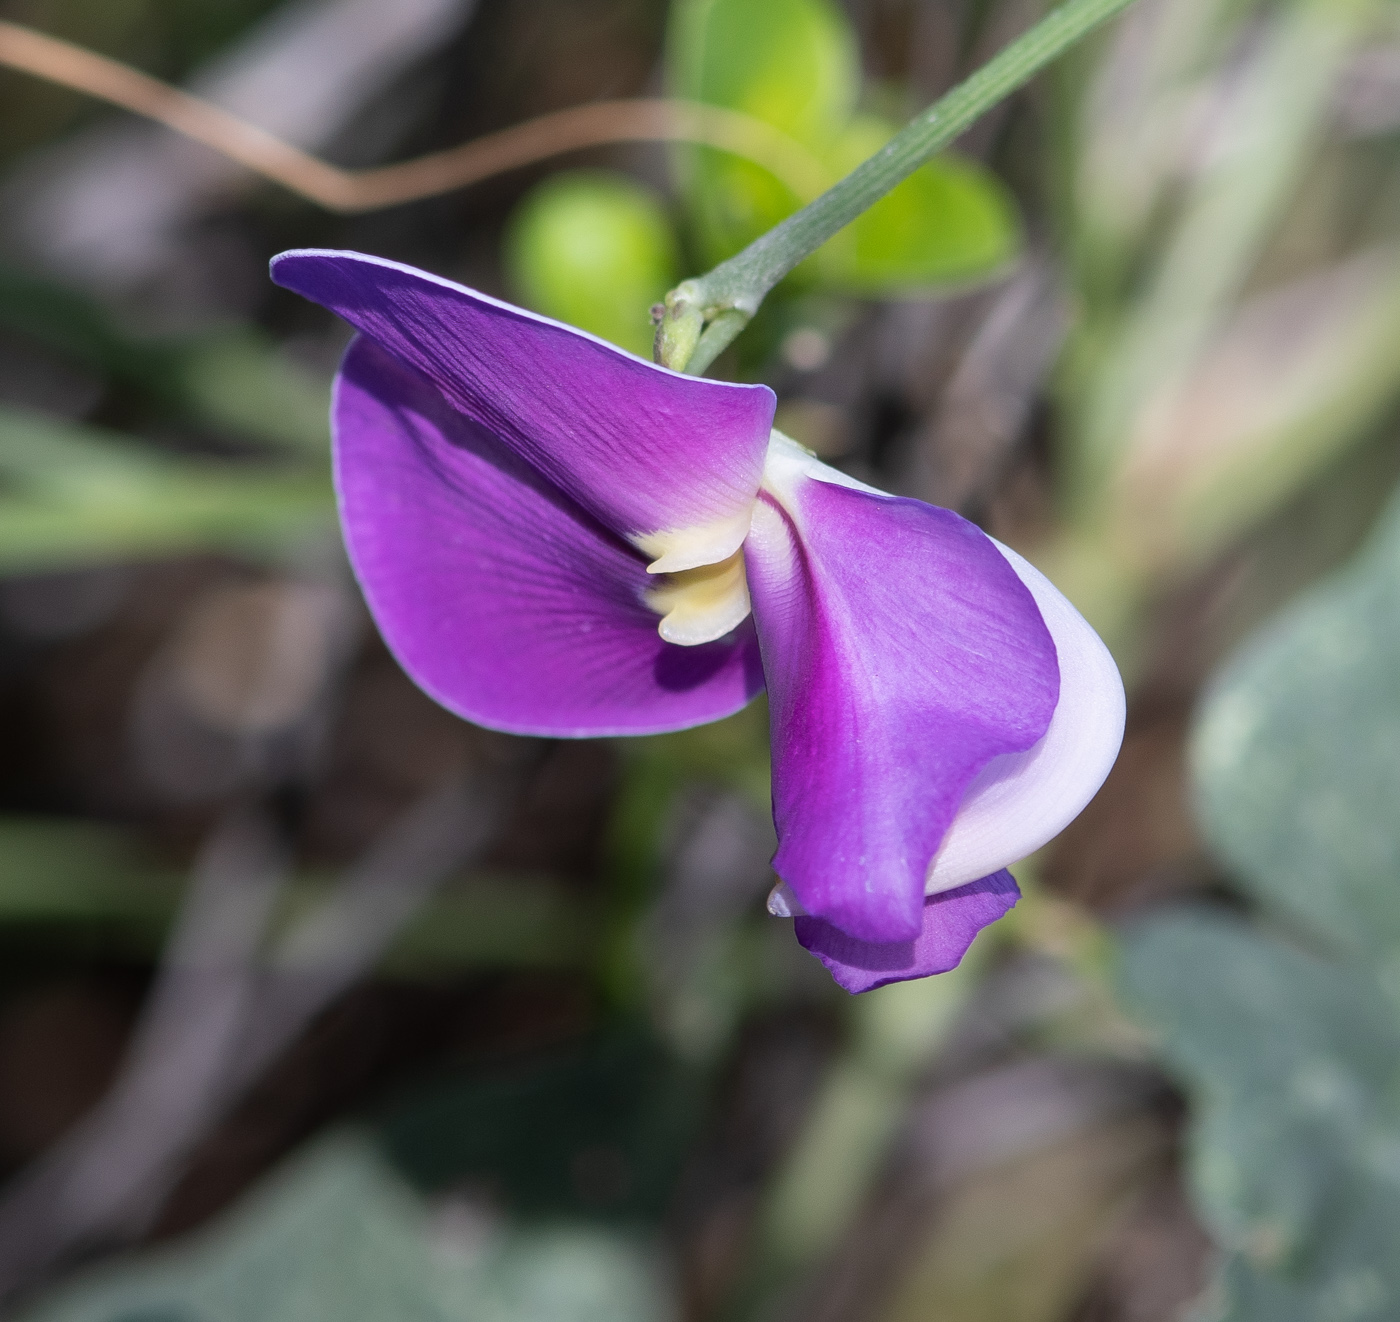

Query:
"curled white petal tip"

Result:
[[926, 543, 1126, 895], [638, 511, 755, 575], [766, 880, 807, 918], [646, 548, 752, 645]]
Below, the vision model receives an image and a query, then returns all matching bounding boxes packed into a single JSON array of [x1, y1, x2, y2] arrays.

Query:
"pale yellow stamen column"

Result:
[[645, 547, 751, 645], [636, 429, 833, 647], [634, 509, 754, 574]]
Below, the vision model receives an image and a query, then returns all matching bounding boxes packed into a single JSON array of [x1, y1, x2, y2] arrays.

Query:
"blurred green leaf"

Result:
[[0, 817, 178, 934], [505, 172, 681, 358], [1164, 475, 1400, 1315], [762, 960, 988, 1279], [0, 816, 590, 974], [598, 704, 770, 1000], [816, 116, 1020, 294], [1120, 911, 1400, 1322], [1107, 249, 1400, 578], [1066, 0, 1273, 308], [299, 873, 595, 977], [174, 333, 332, 459], [380, 1032, 695, 1221], [0, 266, 172, 395], [668, 0, 857, 263], [0, 405, 332, 571], [669, 0, 856, 148], [0, 267, 331, 458], [19, 1133, 673, 1322], [1064, 0, 1373, 510], [622, 700, 772, 811], [666, 0, 1021, 290], [876, 1116, 1164, 1322], [1190, 483, 1400, 965]]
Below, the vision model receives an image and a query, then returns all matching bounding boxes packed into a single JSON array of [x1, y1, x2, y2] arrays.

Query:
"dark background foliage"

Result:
[[0, 0, 1397, 1319]]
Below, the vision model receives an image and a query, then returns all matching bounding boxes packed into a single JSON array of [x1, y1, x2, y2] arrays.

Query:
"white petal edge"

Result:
[[925, 543, 1125, 894], [757, 430, 1125, 905], [767, 880, 804, 917]]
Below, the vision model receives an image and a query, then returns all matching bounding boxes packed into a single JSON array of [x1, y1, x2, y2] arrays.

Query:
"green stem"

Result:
[[659, 0, 1140, 372]]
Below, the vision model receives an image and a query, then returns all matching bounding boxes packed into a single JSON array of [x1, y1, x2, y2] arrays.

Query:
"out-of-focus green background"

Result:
[[0, 0, 1398, 1319]]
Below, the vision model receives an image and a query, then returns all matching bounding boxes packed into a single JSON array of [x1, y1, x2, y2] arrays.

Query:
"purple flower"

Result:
[[271, 250, 1125, 993]]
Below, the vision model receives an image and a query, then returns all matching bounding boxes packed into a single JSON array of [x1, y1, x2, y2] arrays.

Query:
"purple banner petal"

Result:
[[273, 250, 775, 565], [335, 336, 763, 736], [795, 870, 1020, 994], [745, 473, 1058, 944]]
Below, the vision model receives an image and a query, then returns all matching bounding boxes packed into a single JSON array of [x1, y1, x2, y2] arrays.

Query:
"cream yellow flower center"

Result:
[[639, 430, 851, 646], [645, 546, 751, 646], [639, 431, 862, 646], [634, 510, 754, 574]]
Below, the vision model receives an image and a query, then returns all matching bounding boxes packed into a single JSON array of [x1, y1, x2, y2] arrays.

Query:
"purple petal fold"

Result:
[[273, 250, 775, 561], [795, 870, 1020, 994], [334, 336, 763, 736], [927, 543, 1125, 891], [745, 469, 1058, 943]]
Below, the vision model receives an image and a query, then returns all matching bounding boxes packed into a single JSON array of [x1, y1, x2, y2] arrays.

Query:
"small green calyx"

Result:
[[653, 282, 704, 371], [653, 281, 753, 375]]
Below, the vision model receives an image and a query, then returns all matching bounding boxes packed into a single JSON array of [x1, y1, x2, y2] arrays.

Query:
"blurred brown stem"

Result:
[[0, 762, 534, 1305], [0, 806, 287, 1301], [0, 21, 827, 211]]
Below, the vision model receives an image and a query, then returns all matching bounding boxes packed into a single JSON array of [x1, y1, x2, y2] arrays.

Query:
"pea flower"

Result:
[[271, 250, 1124, 993]]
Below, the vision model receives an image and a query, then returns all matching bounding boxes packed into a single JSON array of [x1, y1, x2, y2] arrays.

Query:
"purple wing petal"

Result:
[[335, 335, 764, 736], [928, 543, 1125, 891], [794, 871, 1020, 994], [273, 249, 775, 569], [745, 460, 1058, 943]]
